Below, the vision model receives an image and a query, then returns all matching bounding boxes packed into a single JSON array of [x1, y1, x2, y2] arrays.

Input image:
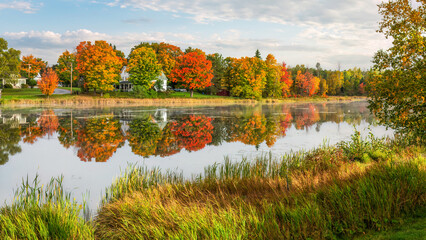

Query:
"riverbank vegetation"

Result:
[[0, 132, 424, 239], [0, 87, 365, 107]]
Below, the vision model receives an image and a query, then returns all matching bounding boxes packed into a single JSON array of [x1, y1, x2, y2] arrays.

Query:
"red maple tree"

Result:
[[169, 52, 213, 97]]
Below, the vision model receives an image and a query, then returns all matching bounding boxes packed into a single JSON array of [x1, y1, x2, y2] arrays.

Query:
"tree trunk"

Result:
[[190, 90, 193, 98]]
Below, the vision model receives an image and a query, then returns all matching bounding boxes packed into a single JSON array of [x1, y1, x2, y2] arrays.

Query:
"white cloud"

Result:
[[88, 0, 393, 69], [2, 29, 194, 64], [0, 1, 42, 13], [2, 23, 392, 69], [98, 0, 382, 27]]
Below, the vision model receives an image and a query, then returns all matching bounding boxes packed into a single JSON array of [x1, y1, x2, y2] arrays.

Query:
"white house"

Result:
[[1, 74, 26, 88], [153, 72, 168, 92], [34, 73, 42, 82], [117, 66, 168, 92]]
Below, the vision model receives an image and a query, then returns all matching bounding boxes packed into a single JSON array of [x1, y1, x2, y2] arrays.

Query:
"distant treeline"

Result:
[[1, 38, 370, 98]]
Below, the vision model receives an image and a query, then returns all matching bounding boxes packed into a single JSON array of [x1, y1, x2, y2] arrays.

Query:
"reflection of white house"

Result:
[[153, 109, 168, 129], [116, 66, 167, 92], [1, 113, 27, 128]]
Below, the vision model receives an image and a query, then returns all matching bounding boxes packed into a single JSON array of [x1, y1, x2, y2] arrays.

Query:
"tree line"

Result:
[[1, 38, 370, 98]]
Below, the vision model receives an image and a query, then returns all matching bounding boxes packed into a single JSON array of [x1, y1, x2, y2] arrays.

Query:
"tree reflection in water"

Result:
[[0, 102, 374, 163]]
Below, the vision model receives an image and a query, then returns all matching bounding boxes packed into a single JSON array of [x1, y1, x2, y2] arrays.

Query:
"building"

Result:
[[116, 66, 168, 92], [1, 74, 26, 88]]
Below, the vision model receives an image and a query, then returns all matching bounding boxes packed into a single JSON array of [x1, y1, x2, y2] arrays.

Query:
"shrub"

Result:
[[27, 79, 37, 89], [3, 83, 13, 88]]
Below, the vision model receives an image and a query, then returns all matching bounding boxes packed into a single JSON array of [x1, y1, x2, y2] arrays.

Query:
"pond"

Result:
[[0, 101, 393, 210]]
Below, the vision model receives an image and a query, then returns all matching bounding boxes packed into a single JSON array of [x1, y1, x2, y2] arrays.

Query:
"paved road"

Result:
[[53, 88, 71, 95]]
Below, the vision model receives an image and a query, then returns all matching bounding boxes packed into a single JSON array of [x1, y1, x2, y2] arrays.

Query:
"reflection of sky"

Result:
[[0, 103, 393, 212]]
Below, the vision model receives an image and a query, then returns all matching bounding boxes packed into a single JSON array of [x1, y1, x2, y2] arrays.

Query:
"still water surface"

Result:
[[0, 101, 392, 209]]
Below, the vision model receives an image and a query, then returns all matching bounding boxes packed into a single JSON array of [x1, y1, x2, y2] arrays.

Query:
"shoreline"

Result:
[[0, 96, 368, 108]]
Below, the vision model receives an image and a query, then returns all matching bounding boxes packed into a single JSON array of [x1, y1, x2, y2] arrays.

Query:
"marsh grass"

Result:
[[0, 175, 94, 239], [0, 132, 424, 239], [95, 135, 426, 239]]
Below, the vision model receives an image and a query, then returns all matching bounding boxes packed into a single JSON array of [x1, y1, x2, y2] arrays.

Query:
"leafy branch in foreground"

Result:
[[368, 0, 425, 143]]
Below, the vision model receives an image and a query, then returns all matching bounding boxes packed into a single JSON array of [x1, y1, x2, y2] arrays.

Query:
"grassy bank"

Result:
[[1, 133, 424, 239], [0, 88, 367, 108]]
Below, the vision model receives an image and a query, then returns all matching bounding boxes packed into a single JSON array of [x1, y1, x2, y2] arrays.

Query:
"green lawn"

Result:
[[1, 88, 73, 100], [356, 216, 426, 240], [58, 86, 81, 92], [162, 91, 232, 99]]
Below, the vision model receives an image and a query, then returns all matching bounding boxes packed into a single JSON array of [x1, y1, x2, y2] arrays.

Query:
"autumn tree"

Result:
[[0, 38, 21, 82], [20, 55, 46, 79], [263, 54, 282, 98], [226, 57, 266, 99], [326, 71, 343, 95], [38, 68, 59, 97], [76, 41, 123, 95], [280, 62, 293, 97], [169, 51, 213, 97], [127, 47, 162, 91], [295, 71, 320, 96], [369, 0, 425, 142], [318, 77, 328, 97], [131, 42, 183, 79], [56, 50, 78, 86]]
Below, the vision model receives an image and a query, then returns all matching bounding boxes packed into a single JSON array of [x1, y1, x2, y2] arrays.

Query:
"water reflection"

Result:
[[0, 102, 377, 164]]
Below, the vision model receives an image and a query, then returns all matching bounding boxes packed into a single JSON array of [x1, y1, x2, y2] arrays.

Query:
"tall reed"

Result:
[[0, 175, 94, 239], [95, 135, 425, 239]]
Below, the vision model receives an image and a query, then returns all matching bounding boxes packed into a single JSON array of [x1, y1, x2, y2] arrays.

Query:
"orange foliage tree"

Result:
[[295, 71, 320, 96], [38, 68, 59, 97], [170, 115, 214, 152], [20, 55, 46, 79], [280, 62, 293, 97], [76, 41, 123, 95], [169, 52, 213, 97], [75, 116, 124, 162], [157, 43, 183, 78]]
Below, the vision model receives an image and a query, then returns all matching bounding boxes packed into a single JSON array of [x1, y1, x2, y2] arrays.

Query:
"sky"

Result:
[[0, 0, 392, 70]]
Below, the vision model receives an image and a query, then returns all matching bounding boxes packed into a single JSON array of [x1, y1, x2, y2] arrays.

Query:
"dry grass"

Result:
[[0, 95, 367, 108], [94, 135, 425, 239]]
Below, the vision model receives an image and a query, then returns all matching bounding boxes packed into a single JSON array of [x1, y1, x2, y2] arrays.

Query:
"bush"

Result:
[[132, 85, 157, 98], [3, 83, 13, 88], [21, 84, 29, 89], [27, 79, 37, 89]]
